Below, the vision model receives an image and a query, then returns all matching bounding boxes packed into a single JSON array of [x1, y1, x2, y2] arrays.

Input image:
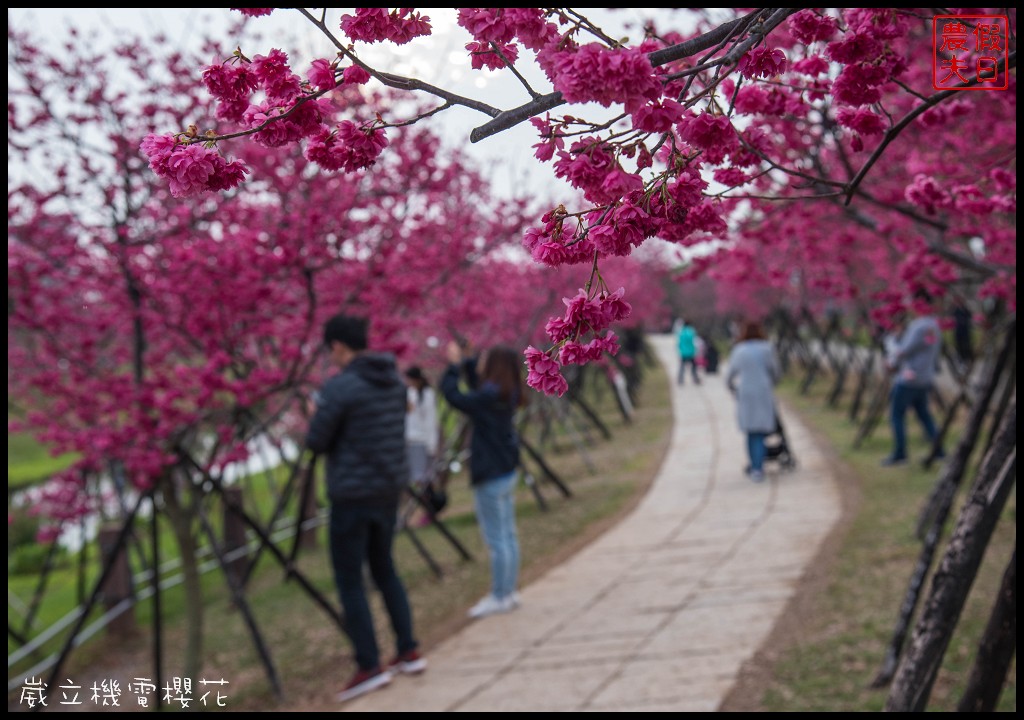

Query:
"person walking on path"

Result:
[[881, 295, 945, 466], [677, 318, 701, 385], [726, 320, 781, 483], [305, 314, 426, 704], [441, 339, 527, 619]]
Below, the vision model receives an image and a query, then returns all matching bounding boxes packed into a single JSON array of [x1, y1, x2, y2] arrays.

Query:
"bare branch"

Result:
[[646, 9, 766, 67], [924, 240, 1006, 277], [470, 92, 568, 143]]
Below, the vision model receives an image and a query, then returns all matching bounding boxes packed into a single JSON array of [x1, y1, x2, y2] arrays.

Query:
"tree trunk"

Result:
[[915, 321, 1014, 539], [957, 547, 1016, 712], [848, 344, 878, 422], [884, 403, 1016, 712], [162, 475, 204, 683]]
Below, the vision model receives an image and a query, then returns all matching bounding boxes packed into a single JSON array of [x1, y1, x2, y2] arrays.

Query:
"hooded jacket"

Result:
[[305, 352, 409, 504]]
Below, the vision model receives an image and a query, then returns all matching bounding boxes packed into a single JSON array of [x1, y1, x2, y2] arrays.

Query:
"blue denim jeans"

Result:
[[889, 383, 939, 460], [747, 432, 768, 473], [329, 501, 417, 671], [472, 472, 520, 600]]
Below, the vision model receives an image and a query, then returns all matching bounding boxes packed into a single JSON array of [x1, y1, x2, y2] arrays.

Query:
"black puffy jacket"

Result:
[[305, 352, 409, 504]]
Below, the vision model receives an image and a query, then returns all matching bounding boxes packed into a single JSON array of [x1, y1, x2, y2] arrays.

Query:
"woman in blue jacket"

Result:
[[441, 340, 527, 619]]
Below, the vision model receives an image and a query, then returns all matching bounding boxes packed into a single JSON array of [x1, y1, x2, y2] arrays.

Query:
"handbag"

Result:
[[422, 483, 448, 515]]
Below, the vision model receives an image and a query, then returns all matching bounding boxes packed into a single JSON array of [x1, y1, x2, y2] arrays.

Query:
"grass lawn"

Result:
[[721, 373, 1016, 713]]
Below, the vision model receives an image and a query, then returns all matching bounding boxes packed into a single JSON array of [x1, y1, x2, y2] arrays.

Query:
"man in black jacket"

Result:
[[306, 314, 425, 703]]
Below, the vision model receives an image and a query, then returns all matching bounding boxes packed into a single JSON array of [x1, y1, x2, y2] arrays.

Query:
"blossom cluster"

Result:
[[339, 8, 432, 45], [524, 286, 632, 396], [141, 7, 1016, 395], [139, 134, 249, 199]]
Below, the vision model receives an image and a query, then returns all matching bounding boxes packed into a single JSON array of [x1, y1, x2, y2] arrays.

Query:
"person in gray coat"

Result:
[[881, 298, 944, 466], [726, 320, 781, 483]]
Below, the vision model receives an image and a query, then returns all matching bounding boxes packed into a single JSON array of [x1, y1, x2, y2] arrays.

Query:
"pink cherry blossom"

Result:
[[202, 61, 260, 122], [308, 58, 337, 91], [466, 40, 519, 70], [678, 112, 739, 164], [545, 44, 662, 112], [340, 8, 432, 45], [232, 8, 274, 18], [251, 49, 302, 103], [792, 55, 830, 76], [737, 46, 787, 79], [836, 107, 888, 136], [788, 9, 838, 44], [830, 63, 887, 106]]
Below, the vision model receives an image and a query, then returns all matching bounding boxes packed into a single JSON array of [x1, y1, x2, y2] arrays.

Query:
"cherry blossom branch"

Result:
[[490, 41, 542, 99], [471, 8, 793, 143], [924, 240, 1006, 277], [850, 188, 949, 232], [736, 130, 848, 190], [296, 8, 504, 118], [469, 92, 567, 143], [720, 190, 846, 201], [646, 8, 766, 67], [845, 50, 1017, 205], [562, 8, 626, 48], [826, 195, 1002, 277]]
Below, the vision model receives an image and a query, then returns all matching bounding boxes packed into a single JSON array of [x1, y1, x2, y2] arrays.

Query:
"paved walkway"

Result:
[[345, 333, 843, 712]]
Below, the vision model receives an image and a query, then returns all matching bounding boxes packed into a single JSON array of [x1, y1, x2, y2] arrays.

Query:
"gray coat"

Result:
[[726, 340, 780, 434], [892, 315, 941, 388]]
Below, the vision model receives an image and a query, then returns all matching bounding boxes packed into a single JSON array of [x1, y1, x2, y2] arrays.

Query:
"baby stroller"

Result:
[[764, 408, 797, 471]]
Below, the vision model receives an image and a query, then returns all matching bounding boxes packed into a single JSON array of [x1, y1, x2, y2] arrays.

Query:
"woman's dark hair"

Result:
[[480, 345, 527, 408], [739, 321, 766, 341], [405, 366, 430, 400]]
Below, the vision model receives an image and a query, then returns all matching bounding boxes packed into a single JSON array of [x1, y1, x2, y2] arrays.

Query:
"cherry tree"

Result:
[[141, 8, 1014, 397], [8, 17, 668, 689]]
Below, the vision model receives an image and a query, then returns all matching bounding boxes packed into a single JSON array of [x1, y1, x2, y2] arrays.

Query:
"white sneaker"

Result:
[[468, 594, 514, 619], [749, 469, 765, 483]]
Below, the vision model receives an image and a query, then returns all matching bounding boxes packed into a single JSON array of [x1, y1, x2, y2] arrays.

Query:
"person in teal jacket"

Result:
[[677, 319, 701, 385]]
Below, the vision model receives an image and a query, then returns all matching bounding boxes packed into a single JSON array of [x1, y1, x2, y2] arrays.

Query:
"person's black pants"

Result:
[[329, 501, 417, 670]]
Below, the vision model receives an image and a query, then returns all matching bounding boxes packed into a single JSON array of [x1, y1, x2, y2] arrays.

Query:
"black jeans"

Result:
[[329, 501, 417, 670]]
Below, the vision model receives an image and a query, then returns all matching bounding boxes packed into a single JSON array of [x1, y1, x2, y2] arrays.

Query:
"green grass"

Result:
[[8, 432, 79, 489], [739, 372, 1016, 713]]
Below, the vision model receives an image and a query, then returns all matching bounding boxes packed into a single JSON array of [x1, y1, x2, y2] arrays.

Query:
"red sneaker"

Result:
[[336, 666, 392, 703], [388, 649, 428, 675]]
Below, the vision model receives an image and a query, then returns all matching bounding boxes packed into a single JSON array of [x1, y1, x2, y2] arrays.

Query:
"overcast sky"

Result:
[[10, 8, 702, 201]]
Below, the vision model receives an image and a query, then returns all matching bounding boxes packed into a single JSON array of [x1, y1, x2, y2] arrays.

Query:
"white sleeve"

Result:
[[425, 388, 439, 456]]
